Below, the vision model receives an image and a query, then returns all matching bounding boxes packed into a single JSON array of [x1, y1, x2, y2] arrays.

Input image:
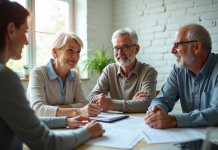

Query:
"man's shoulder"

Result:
[[103, 63, 119, 73], [137, 61, 157, 74]]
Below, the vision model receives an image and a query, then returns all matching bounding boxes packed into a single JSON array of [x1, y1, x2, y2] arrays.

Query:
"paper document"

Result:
[[141, 128, 205, 144], [86, 128, 142, 149], [89, 112, 129, 122]]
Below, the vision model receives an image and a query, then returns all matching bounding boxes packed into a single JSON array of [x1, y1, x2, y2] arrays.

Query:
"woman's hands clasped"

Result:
[[66, 116, 105, 139]]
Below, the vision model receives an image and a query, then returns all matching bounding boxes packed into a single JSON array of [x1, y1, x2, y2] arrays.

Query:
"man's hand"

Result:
[[66, 116, 91, 128], [84, 120, 105, 139], [78, 104, 102, 117], [144, 105, 178, 129], [93, 93, 114, 111], [132, 91, 149, 100]]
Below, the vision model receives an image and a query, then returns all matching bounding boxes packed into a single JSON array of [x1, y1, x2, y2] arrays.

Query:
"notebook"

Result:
[[89, 112, 129, 123]]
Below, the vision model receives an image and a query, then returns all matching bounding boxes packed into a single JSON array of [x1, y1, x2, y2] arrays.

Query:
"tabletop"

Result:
[[22, 111, 168, 150]]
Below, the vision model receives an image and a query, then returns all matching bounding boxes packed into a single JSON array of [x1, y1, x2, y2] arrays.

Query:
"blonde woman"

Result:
[[28, 32, 102, 117]]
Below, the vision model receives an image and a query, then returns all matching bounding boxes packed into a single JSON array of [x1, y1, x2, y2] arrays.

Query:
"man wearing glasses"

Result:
[[87, 28, 157, 112], [145, 24, 218, 128]]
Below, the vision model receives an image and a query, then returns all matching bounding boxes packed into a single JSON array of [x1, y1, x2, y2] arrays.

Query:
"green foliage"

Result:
[[23, 64, 29, 69], [82, 43, 115, 75]]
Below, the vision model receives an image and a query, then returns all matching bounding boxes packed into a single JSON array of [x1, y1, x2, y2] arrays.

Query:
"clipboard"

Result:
[[89, 112, 129, 123]]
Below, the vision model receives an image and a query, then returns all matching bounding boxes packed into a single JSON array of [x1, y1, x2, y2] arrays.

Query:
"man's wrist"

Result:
[[110, 100, 114, 110], [170, 115, 178, 127]]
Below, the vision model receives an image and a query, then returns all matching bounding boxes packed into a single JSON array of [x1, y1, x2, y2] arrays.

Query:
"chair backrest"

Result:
[[156, 90, 160, 96]]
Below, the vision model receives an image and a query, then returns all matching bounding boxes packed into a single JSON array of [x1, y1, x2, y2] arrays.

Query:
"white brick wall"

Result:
[[75, 0, 113, 96], [112, 0, 218, 114], [112, 0, 218, 91], [75, 0, 218, 114]]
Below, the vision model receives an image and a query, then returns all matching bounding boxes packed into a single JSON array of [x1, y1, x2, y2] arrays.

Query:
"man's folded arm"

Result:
[[113, 68, 158, 112], [87, 69, 110, 103]]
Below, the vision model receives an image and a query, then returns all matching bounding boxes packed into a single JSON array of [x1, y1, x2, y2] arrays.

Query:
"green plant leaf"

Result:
[[81, 43, 115, 75]]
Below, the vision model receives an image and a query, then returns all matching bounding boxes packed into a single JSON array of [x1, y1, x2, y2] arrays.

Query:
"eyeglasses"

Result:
[[173, 41, 197, 49], [112, 44, 136, 53]]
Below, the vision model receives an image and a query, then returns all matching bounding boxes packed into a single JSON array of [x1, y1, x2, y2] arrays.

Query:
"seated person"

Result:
[[0, 1, 104, 149], [145, 24, 218, 128], [87, 28, 158, 112], [27, 32, 101, 117]]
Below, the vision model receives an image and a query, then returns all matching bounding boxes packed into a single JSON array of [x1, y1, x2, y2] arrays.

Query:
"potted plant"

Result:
[[23, 64, 29, 78], [82, 43, 115, 75]]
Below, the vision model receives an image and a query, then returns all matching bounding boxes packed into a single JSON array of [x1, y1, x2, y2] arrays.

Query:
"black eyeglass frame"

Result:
[[173, 41, 197, 49], [112, 44, 136, 53]]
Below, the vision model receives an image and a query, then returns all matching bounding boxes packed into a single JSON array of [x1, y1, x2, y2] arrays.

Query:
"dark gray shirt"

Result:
[[87, 59, 158, 112], [0, 56, 89, 150]]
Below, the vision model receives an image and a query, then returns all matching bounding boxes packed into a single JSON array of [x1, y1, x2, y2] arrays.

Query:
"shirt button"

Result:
[[127, 80, 129, 82], [196, 82, 197, 83], [196, 95, 198, 97]]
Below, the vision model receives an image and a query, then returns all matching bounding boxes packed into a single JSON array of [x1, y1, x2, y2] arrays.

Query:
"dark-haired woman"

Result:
[[0, 1, 105, 150]]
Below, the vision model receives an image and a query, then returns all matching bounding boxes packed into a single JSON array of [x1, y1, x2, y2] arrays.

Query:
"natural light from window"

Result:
[[35, 0, 69, 67], [6, 0, 26, 71], [6, 0, 70, 71]]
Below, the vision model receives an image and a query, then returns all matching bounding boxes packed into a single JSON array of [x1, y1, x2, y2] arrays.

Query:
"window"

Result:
[[7, 0, 73, 75], [6, 0, 27, 71]]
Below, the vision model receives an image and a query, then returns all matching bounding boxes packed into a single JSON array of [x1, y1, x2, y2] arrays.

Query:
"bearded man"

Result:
[[87, 28, 157, 112]]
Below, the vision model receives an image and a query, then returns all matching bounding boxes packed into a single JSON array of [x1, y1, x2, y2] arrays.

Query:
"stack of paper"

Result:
[[86, 129, 142, 149]]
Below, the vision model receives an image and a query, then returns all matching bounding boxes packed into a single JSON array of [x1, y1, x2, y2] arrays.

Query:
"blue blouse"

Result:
[[46, 59, 75, 104]]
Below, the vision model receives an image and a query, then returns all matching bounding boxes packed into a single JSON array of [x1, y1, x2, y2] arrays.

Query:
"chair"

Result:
[[156, 90, 160, 96]]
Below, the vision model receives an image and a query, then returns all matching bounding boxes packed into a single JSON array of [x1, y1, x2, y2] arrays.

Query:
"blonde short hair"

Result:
[[51, 32, 83, 58]]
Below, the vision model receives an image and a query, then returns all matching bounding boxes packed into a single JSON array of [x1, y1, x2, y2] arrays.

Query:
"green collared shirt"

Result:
[[87, 59, 158, 112]]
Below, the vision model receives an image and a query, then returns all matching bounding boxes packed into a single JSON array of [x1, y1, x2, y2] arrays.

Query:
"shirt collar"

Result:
[[186, 52, 213, 78], [0, 56, 5, 65], [117, 59, 140, 77], [46, 59, 75, 81], [199, 52, 213, 77]]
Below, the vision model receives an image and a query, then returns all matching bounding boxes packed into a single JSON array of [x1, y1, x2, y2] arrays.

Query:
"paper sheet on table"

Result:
[[99, 116, 149, 130], [141, 128, 205, 144], [85, 128, 142, 149]]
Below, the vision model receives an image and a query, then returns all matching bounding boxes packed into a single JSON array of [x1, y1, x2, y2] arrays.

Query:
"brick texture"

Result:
[[111, 0, 218, 113]]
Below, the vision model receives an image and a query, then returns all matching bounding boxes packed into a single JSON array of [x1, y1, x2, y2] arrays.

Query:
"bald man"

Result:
[[145, 24, 218, 128]]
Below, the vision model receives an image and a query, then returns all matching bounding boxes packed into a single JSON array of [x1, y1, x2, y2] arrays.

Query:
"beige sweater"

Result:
[[27, 66, 89, 117]]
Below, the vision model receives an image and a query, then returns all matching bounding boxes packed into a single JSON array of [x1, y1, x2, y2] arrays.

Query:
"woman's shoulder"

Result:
[[29, 65, 49, 81], [0, 64, 19, 80], [71, 69, 79, 80], [30, 65, 47, 74]]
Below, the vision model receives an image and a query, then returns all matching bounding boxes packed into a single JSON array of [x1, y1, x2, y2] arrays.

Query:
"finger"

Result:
[[93, 98, 99, 103], [152, 105, 158, 112], [88, 110, 101, 116], [134, 92, 139, 97], [74, 121, 89, 127], [79, 116, 92, 122], [152, 105, 163, 112], [148, 120, 160, 129], [135, 91, 143, 97], [80, 121, 89, 126], [100, 129, 106, 136], [90, 104, 102, 113], [145, 112, 157, 124]]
